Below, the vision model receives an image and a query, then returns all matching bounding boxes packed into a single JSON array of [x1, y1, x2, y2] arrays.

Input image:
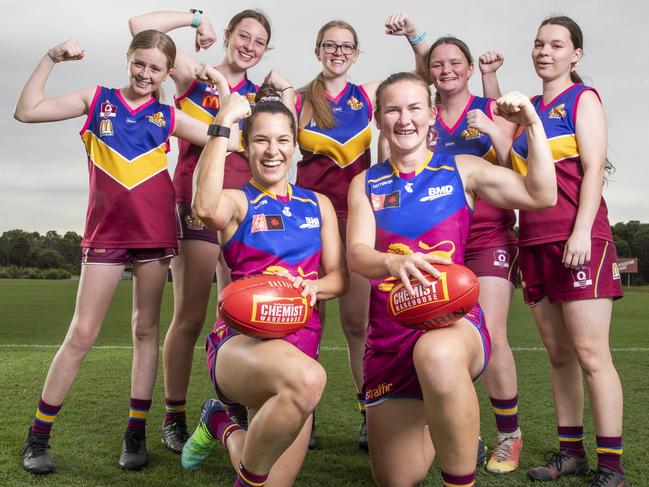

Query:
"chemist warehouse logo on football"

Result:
[[250, 295, 309, 325], [251, 214, 285, 233], [420, 185, 454, 202]]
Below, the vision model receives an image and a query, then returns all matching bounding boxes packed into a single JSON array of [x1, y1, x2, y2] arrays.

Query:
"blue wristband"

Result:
[[190, 9, 202, 28], [408, 31, 427, 46]]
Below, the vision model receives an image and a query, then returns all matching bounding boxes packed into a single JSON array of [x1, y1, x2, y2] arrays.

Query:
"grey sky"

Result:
[[1, 0, 647, 234]]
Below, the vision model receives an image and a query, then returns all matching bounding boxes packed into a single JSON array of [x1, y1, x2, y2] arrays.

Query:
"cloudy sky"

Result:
[[1, 0, 647, 234]]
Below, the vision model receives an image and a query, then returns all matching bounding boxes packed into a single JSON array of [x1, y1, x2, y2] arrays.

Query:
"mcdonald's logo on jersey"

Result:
[[202, 94, 221, 109], [99, 119, 114, 137]]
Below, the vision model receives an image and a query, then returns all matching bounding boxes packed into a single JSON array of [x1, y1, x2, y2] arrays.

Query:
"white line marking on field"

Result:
[[1, 344, 648, 352]]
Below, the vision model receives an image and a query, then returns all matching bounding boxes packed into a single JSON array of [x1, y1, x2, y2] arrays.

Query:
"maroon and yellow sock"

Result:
[[207, 407, 243, 447], [127, 398, 152, 433], [233, 461, 268, 487], [31, 397, 62, 436], [490, 395, 519, 434], [558, 425, 585, 456], [164, 398, 186, 426], [596, 436, 624, 474], [441, 470, 476, 487]]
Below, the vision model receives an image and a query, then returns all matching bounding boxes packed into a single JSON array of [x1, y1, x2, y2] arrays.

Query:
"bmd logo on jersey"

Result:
[[251, 214, 285, 233], [299, 216, 320, 229], [251, 295, 309, 325], [100, 101, 117, 118], [549, 103, 567, 119], [420, 185, 454, 202], [572, 266, 593, 288], [371, 191, 400, 210]]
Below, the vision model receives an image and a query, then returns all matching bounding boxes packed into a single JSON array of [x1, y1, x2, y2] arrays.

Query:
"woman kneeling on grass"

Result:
[[346, 72, 555, 487], [182, 93, 348, 486]]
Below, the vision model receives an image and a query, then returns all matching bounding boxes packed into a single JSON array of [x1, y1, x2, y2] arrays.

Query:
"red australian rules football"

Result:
[[387, 263, 479, 330], [218, 275, 313, 339]]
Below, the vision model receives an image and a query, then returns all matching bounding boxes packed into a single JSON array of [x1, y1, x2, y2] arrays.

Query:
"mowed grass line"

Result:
[[0, 279, 647, 486]]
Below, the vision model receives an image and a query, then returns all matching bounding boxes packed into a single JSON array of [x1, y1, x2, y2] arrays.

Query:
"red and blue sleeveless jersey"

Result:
[[511, 84, 613, 246], [79, 86, 176, 248], [433, 95, 516, 249], [296, 82, 372, 219], [219, 181, 323, 336], [173, 76, 258, 202], [365, 152, 473, 352]]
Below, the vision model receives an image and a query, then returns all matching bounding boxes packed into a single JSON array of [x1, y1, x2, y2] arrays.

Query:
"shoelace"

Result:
[[123, 432, 144, 453], [22, 436, 49, 456], [492, 436, 517, 461], [589, 469, 616, 487], [542, 450, 570, 471]]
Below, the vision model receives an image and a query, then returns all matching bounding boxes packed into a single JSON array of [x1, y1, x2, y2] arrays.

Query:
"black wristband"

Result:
[[207, 124, 231, 138]]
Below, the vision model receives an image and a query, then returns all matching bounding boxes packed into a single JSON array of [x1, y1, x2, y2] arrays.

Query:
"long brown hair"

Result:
[[299, 20, 358, 129], [127, 29, 176, 101], [426, 36, 473, 105], [539, 16, 584, 83]]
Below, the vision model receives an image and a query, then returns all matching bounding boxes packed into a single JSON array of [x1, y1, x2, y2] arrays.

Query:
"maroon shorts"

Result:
[[205, 320, 321, 405], [464, 244, 519, 285], [81, 247, 176, 265], [175, 202, 219, 244], [519, 239, 623, 305], [362, 305, 490, 407]]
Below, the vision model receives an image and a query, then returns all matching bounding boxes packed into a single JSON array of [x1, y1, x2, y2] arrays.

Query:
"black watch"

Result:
[[207, 124, 231, 138]]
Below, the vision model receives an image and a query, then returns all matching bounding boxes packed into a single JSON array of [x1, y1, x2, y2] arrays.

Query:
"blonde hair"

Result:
[[299, 20, 358, 129], [127, 30, 176, 101]]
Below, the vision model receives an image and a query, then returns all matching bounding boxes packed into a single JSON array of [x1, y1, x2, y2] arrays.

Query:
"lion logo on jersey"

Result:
[[461, 127, 483, 141], [347, 96, 364, 110], [549, 103, 567, 119], [377, 240, 456, 292], [185, 213, 204, 231], [146, 112, 166, 127], [263, 265, 319, 280]]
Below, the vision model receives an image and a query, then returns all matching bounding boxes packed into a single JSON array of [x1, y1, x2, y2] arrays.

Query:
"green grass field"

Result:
[[1, 279, 647, 486]]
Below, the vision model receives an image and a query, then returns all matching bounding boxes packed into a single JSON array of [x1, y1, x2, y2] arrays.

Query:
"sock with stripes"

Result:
[[357, 392, 366, 417], [558, 425, 585, 456], [207, 407, 243, 448], [233, 461, 268, 487], [441, 470, 476, 487], [490, 395, 519, 434], [596, 436, 624, 474], [127, 398, 152, 433], [164, 398, 186, 426], [30, 397, 62, 436]]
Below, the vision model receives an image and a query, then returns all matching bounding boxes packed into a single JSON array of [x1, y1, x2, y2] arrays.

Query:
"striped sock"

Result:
[[30, 397, 62, 436], [164, 398, 186, 426], [490, 395, 519, 434], [233, 461, 268, 487], [558, 425, 585, 456], [207, 407, 243, 448], [127, 398, 152, 433], [596, 436, 624, 474], [441, 470, 476, 487]]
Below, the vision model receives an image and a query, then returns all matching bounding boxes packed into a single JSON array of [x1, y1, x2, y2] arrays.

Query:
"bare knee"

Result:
[[64, 321, 99, 358], [286, 361, 327, 414], [341, 316, 367, 341], [132, 314, 159, 342], [573, 343, 611, 376], [545, 343, 576, 369], [413, 345, 464, 395]]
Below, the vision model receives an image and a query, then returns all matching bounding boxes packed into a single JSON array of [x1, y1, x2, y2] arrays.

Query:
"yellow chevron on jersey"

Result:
[[298, 125, 372, 168], [178, 97, 214, 125], [81, 131, 167, 189], [512, 133, 578, 176]]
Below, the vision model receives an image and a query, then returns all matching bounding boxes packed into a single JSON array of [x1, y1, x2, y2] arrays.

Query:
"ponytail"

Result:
[[299, 73, 336, 129]]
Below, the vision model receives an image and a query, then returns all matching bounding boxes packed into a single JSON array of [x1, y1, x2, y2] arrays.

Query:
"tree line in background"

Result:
[[0, 222, 647, 283]]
